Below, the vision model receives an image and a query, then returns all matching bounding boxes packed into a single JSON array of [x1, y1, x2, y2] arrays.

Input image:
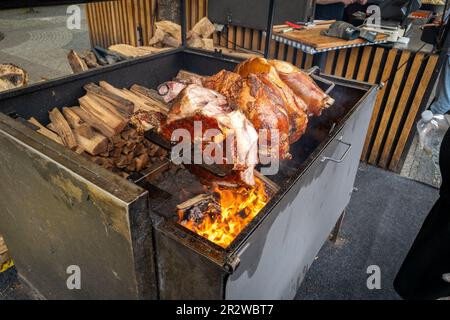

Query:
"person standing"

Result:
[[430, 54, 450, 115], [394, 126, 450, 299]]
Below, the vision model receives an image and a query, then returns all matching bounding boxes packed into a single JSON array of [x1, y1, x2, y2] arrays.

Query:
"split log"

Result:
[[84, 83, 134, 114], [67, 50, 88, 73], [46, 122, 56, 132], [130, 85, 170, 113], [0, 64, 29, 91], [73, 125, 108, 156], [28, 117, 63, 145], [62, 107, 84, 128], [82, 51, 100, 68], [135, 143, 147, 155], [191, 17, 216, 39], [176, 194, 215, 210], [48, 108, 77, 149], [121, 127, 137, 140], [149, 28, 166, 46], [123, 88, 169, 114], [99, 81, 164, 113], [187, 33, 205, 49], [187, 36, 214, 50], [98, 81, 140, 111], [202, 39, 214, 50], [177, 193, 220, 224], [155, 21, 181, 42], [87, 94, 129, 121], [79, 95, 128, 135], [130, 85, 167, 104], [161, 35, 180, 48], [115, 152, 134, 168], [108, 44, 169, 58], [71, 106, 116, 138], [135, 153, 149, 171]]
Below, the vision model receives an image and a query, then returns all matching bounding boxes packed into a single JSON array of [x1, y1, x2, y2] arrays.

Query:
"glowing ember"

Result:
[[178, 177, 271, 248]]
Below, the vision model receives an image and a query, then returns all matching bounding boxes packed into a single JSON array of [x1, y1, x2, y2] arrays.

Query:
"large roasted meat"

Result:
[[268, 60, 334, 116], [235, 57, 309, 144], [160, 84, 258, 186], [203, 70, 291, 160]]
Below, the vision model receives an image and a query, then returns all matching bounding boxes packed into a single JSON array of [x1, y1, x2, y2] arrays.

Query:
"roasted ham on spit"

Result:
[[160, 84, 258, 186], [203, 70, 291, 160], [156, 57, 334, 186], [268, 60, 335, 116]]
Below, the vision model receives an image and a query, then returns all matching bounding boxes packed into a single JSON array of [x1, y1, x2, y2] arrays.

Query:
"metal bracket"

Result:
[[321, 137, 352, 163], [224, 255, 241, 273], [213, 48, 224, 58], [307, 66, 335, 95]]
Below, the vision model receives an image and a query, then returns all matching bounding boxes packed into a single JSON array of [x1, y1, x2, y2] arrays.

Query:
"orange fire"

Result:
[[178, 177, 271, 248]]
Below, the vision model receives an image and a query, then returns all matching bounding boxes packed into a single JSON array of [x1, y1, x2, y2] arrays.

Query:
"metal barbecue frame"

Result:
[[0, 0, 379, 299]]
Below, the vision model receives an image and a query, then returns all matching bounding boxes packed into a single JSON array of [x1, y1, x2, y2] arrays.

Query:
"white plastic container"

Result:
[[417, 110, 450, 169]]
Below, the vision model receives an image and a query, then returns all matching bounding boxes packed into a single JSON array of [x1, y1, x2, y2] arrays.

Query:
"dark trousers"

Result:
[[394, 128, 450, 299], [394, 195, 450, 299]]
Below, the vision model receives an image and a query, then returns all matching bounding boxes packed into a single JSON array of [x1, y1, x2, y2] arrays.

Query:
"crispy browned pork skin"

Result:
[[157, 57, 333, 166], [160, 84, 258, 186], [234, 57, 309, 144], [268, 59, 334, 117], [203, 70, 291, 160]]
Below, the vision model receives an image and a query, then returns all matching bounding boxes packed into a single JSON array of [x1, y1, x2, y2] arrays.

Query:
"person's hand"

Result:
[[358, 0, 368, 4]]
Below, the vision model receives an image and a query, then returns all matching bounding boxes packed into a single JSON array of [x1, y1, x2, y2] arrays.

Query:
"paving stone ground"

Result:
[[0, 5, 90, 83]]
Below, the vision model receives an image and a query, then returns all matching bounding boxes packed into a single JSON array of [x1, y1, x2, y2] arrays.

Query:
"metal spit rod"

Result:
[[264, 0, 276, 59]]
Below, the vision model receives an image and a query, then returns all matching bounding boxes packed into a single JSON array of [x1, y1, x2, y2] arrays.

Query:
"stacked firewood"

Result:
[[108, 44, 170, 58], [149, 17, 215, 50], [67, 50, 102, 73], [29, 81, 170, 178]]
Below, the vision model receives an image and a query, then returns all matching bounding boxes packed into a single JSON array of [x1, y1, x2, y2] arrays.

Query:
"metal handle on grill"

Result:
[[321, 137, 352, 163], [307, 66, 335, 95]]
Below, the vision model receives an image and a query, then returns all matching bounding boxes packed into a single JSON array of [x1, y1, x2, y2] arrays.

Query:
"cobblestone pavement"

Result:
[[0, 5, 90, 83]]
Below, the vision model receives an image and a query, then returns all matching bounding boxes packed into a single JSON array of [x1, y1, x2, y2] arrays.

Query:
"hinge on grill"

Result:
[[224, 255, 240, 273]]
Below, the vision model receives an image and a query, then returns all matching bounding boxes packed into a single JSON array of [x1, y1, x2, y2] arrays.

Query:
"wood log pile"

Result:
[[67, 50, 100, 73], [108, 44, 170, 58], [68, 17, 217, 74], [0, 64, 29, 92], [149, 17, 216, 50], [29, 81, 170, 179]]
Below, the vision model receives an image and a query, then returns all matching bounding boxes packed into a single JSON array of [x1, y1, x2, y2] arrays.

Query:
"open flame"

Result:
[[178, 177, 271, 248]]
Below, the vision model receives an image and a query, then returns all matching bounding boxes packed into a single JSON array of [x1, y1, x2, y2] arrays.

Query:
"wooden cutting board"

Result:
[[274, 25, 387, 50]]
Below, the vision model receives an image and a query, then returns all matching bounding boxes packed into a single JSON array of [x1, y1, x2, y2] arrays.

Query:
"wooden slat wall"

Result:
[[86, 0, 438, 172], [86, 0, 156, 47]]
